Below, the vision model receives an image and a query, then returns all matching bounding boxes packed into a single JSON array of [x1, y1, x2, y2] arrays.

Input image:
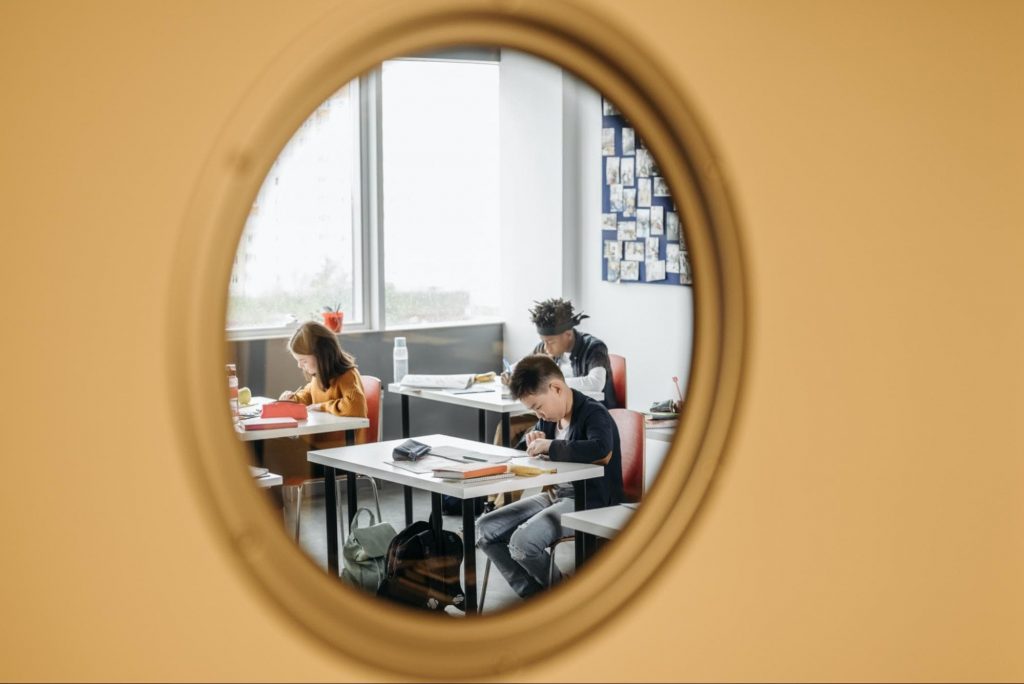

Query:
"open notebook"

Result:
[[429, 445, 512, 465]]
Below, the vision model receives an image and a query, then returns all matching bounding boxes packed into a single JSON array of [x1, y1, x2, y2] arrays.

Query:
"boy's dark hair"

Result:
[[509, 354, 565, 399], [528, 298, 589, 336]]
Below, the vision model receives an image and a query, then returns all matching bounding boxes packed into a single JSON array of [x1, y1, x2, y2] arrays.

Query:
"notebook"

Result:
[[242, 417, 298, 431], [429, 445, 512, 464], [432, 463, 509, 480]]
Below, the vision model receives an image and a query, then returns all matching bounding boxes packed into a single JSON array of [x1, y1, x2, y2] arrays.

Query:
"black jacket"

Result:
[[533, 330, 618, 409], [515, 389, 624, 509]]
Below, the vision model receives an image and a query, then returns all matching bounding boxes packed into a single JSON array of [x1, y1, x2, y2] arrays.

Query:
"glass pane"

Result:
[[381, 59, 501, 327], [227, 81, 361, 330]]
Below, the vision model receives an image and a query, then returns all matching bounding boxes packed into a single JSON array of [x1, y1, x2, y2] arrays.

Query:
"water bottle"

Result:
[[393, 337, 409, 385], [226, 363, 240, 425]]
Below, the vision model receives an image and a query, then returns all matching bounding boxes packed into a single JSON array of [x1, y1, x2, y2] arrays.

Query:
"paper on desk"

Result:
[[388, 455, 451, 474], [399, 374, 474, 389]]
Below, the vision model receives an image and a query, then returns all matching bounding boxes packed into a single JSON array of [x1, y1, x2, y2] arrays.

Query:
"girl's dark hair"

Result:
[[509, 354, 565, 399], [287, 322, 356, 392]]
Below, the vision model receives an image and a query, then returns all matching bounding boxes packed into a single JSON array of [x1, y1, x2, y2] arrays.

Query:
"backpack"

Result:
[[376, 518, 465, 612], [341, 508, 397, 593]]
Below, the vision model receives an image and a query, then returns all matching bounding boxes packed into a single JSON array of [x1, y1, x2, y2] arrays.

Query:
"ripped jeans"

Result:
[[475, 490, 575, 599]]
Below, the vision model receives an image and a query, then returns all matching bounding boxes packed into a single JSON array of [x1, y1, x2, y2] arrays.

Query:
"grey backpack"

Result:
[[341, 508, 397, 593]]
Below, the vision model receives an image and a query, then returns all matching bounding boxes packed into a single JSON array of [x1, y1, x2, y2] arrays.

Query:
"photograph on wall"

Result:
[[651, 205, 664, 235], [653, 176, 671, 197], [620, 157, 635, 186], [646, 236, 660, 260], [602, 213, 617, 231], [606, 258, 621, 282], [605, 157, 620, 185], [636, 148, 652, 177], [617, 220, 637, 241], [645, 259, 667, 282], [638, 178, 652, 207], [666, 210, 680, 241], [602, 127, 616, 155], [609, 184, 624, 212], [622, 127, 635, 155], [624, 241, 645, 261], [666, 243, 681, 273], [679, 253, 692, 285], [623, 188, 637, 217], [603, 239, 622, 260], [602, 98, 620, 117], [636, 208, 651, 237], [620, 260, 639, 281]]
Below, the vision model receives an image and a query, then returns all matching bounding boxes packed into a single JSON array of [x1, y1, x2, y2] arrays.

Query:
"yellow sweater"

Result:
[[292, 367, 369, 447]]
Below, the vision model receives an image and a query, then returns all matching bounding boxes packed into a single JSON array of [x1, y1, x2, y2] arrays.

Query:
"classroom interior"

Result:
[[227, 48, 693, 613]]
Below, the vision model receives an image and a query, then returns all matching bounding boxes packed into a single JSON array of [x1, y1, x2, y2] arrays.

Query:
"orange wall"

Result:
[[1, 1, 1022, 680]]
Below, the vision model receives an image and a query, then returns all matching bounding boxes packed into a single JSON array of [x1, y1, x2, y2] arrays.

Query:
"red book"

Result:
[[431, 464, 509, 480], [242, 417, 299, 431]]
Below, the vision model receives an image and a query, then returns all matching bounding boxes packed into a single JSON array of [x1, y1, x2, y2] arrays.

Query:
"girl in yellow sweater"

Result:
[[279, 321, 368, 445]]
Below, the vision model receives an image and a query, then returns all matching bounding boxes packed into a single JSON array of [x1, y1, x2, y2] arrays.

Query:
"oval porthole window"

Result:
[[169, 1, 745, 678]]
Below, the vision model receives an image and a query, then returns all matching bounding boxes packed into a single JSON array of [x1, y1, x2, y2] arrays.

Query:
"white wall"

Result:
[[499, 53, 694, 411]]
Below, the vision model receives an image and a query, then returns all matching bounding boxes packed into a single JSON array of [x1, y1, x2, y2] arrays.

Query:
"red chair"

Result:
[[282, 374, 383, 542], [609, 354, 627, 408]]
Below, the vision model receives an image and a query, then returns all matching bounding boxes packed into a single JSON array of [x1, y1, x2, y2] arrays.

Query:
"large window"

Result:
[[227, 82, 361, 331], [381, 59, 501, 327], [226, 57, 501, 335]]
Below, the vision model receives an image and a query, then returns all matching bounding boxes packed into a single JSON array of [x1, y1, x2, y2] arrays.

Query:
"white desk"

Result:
[[561, 504, 635, 540], [308, 433, 605, 613], [253, 472, 283, 488], [388, 380, 602, 447]]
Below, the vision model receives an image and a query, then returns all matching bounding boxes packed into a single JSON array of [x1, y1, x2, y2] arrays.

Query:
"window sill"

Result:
[[225, 317, 504, 343]]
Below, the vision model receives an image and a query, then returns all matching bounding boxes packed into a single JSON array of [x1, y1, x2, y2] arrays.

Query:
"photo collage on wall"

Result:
[[601, 98, 692, 285]]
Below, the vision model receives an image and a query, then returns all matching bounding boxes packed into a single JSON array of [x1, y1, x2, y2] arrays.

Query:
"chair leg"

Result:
[[281, 484, 302, 542], [548, 549, 557, 587], [479, 557, 491, 612], [364, 476, 383, 521], [334, 477, 346, 546]]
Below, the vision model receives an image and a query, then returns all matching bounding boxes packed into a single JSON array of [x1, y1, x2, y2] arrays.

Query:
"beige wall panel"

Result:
[[0, 0, 1020, 680]]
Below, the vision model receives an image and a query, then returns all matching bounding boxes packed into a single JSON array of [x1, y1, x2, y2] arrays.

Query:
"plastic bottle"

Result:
[[393, 337, 409, 385], [226, 363, 240, 425]]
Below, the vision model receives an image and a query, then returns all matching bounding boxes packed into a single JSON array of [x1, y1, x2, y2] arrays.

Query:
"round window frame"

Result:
[[169, 0, 747, 678]]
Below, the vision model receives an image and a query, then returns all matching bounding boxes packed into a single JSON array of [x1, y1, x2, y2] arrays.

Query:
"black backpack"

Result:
[[376, 519, 466, 612]]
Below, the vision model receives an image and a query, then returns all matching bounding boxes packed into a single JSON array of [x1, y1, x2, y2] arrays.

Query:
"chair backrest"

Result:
[[609, 354, 627, 408], [361, 375, 382, 443], [610, 408, 644, 503]]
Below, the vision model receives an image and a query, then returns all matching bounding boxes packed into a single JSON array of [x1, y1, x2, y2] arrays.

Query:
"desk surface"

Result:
[[235, 397, 369, 441], [308, 433, 604, 499], [560, 504, 635, 539], [387, 379, 602, 414]]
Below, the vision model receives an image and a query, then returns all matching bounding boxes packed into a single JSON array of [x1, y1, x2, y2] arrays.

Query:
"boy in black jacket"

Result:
[[476, 355, 623, 599]]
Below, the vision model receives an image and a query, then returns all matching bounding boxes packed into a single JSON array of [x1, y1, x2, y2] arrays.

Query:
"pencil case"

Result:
[[260, 400, 308, 420]]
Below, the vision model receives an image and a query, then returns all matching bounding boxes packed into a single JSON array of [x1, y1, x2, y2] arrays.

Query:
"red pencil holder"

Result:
[[321, 311, 344, 333]]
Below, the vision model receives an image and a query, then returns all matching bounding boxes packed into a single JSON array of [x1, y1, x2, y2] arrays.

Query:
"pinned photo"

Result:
[[645, 259, 667, 282], [666, 211, 680, 241], [623, 188, 637, 217], [646, 236, 661, 260], [609, 184, 624, 212], [624, 241, 645, 261], [638, 178, 652, 208], [602, 128, 616, 156], [617, 221, 637, 241], [651, 205, 664, 235], [636, 208, 651, 237], [666, 243, 681, 273], [620, 157, 635, 186], [653, 176, 671, 197], [603, 239, 622, 260], [679, 253, 693, 285], [636, 149, 652, 177], [606, 157, 620, 185], [622, 127, 635, 155], [621, 260, 640, 281], [602, 98, 621, 117], [602, 213, 618, 231], [606, 258, 621, 282]]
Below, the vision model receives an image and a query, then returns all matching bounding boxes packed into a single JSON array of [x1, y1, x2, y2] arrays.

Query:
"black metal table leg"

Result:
[[347, 471, 357, 530], [252, 441, 265, 468], [462, 497, 478, 614], [324, 465, 339, 576], [401, 394, 410, 438], [430, 493, 443, 540], [573, 480, 591, 569], [501, 413, 511, 447], [404, 486, 413, 526], [478, 409, 486, 442]]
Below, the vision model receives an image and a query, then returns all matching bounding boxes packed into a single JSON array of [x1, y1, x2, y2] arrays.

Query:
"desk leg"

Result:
[[430, 493, 443, 540], [501, 413, 511, 448], [252, 441, 265, 469], [324, 465, 339, 576], [572, 480, 593, 570], [401, 394, 410, 438], [462, 497, 478, 614], [404, 486, 413, 527], [345, 430, 357, 531], [478, 409, 486, 442]]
